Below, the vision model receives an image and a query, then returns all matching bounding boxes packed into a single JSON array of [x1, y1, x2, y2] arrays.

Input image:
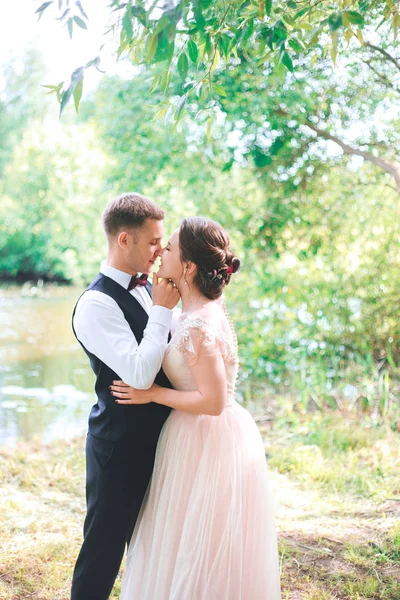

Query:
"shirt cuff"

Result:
[[148, 305, 173, 328]]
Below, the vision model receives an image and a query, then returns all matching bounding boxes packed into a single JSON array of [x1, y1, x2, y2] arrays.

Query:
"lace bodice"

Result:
[[162, 302, 239, 406]]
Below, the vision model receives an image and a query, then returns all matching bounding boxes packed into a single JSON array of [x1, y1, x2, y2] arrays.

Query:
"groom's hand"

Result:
[[152, 274, 180, 310]]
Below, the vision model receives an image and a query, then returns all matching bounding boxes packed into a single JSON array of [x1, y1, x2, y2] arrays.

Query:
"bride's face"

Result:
[[157, 229, 184, 281]]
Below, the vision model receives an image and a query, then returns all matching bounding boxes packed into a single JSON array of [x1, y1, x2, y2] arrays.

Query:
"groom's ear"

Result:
[[117, 231, 129, 248]]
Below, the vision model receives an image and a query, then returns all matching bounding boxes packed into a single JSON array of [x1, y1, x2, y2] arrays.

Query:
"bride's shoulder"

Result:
[[172, 301, 237, 365], [177, 300, 235, 347], [178, 302, 223, 331]]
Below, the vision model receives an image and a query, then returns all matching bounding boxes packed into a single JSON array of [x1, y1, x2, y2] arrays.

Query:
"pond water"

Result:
[[0, 285, 267, 449], [0, 285, 95, 448]]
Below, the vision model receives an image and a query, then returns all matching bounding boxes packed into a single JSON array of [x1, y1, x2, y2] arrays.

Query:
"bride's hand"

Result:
[[110, 381, 157, 404]]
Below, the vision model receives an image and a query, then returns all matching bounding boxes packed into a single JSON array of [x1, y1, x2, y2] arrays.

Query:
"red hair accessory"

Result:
[[226, 264, 234, 275]]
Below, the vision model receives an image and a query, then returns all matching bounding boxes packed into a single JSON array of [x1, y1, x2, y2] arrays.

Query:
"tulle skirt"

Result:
[[120, 402, 281, 599]]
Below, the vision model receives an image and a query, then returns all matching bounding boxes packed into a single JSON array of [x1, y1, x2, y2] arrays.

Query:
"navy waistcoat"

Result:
[[72, 273, 172, 443]]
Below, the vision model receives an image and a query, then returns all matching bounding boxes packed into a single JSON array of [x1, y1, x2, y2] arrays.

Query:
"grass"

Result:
[[263, 412, 400, 599], [0, 413, 399, 599], [266, 413, 400, 502]]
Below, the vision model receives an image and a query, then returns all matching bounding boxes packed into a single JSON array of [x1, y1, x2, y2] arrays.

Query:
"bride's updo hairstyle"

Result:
[[179, 217, 240, 300]]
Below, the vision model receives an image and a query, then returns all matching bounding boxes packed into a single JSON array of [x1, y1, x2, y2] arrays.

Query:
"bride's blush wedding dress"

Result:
[[120, 302, 281, 599]]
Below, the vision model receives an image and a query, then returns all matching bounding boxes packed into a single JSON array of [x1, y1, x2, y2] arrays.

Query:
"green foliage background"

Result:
[[1, 33, 399, 414]]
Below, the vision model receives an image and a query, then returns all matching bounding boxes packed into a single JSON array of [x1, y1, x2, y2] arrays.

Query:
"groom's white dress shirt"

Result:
[[73, 262, 172, 390]]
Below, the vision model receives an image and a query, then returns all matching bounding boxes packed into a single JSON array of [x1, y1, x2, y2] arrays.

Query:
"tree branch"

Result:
[[361, 58, 400, 95], [305, 122, 400, 192], [365, 42, 400, 72]]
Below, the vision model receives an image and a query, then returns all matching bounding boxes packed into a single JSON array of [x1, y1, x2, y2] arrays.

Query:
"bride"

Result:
[[110, 216, 281, 599]]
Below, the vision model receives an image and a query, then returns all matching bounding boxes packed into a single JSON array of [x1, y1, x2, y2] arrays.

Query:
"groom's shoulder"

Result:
[[74, 288, 118, 316], [75, 273, 115, 307]]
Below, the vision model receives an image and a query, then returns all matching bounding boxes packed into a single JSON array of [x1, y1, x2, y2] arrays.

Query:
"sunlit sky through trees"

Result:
[[0, 0, 126, 92]]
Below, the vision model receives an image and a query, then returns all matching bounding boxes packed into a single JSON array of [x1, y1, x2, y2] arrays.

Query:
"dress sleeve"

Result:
[[176, 316, 234, 367]]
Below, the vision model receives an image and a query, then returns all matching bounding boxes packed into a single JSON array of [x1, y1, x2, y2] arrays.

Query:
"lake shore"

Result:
[[0, 413, 399, 599]]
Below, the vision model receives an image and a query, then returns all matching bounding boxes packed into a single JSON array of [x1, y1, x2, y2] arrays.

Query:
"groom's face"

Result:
[[125, 218, 164, 274]]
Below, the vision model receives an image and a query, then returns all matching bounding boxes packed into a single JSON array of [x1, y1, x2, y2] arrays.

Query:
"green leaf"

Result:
[[73, 16, 88, 30], [177, 52, 189, 79], [265, 0, 272, 16], [167, 21, 176, 43], [206, 117, 212, 142], [253, 148, 272, 167], [296, 22, 312, 30], [282, 14, 295, 27], [204, 34, 213, 58], [243, 19, 254, 42], [122, 9, 133, 42], [328, 13, 343, 32], [153, 30, 170, 63], [59, 88, 70, 116], [222, 158, 234, 172], [330, 33, 338, 65], [76, 1, 88, 20], [161, 69, 171, 92], [59, 66, 84, 117], [35, 1, 53, 20], [176, 94, 187, 120], [281, 51, 293, 72], [269, 136, 285, 156], [183, 80, 196, 91], [85, 56, 102, 72], [393, 12, 399, 41], [150, 74, 160, 93], [356, 27, 364, 45], [343, 11, 364, 26], [193, 1, 205, 30], [42, 82, 64, 102], [344, 27, 353, 43], [131, 6, 148, 27], [375, 16, 386, 31], [145, 34, 158, 63], [41, 82, 63, 91], [154, 14, 170, 36], [73, 78, 83, 112], [273, 22, 288, 40], [293, 6, 311, 20], [257, 50, 272, 66], [288, 38, 305, 53], [212, 83, 227, 97], [58, 8, 70, 21], [287, 1, 297, 8], [152, 105, 168, 120], [187, 39, 199, 63], [67, 18, 73, 39], [308, 25, 323, 46], [218, 34, 231, 58]]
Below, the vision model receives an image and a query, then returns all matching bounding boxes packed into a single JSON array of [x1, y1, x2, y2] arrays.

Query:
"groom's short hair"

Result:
[[102, 192, 164, 238]]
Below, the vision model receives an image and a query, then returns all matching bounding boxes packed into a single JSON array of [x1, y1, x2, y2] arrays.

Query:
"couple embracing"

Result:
[[70, 193, 281, 599]]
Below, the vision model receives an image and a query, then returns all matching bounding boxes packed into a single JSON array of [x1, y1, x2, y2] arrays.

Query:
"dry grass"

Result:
[[0, 414, 399, 599]]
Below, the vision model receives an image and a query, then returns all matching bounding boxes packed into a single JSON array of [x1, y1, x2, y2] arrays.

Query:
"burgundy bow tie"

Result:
[[128, 273, 148, 291]]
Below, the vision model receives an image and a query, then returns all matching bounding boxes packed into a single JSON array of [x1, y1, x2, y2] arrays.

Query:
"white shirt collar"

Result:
[[100, 261, 133, 290]]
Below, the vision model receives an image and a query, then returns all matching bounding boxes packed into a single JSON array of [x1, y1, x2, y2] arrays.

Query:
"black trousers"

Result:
[[71, 433, 157, 600]]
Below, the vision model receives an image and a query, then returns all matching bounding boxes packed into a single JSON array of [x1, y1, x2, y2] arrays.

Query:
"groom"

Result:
[[71, 193, 180, 600]]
